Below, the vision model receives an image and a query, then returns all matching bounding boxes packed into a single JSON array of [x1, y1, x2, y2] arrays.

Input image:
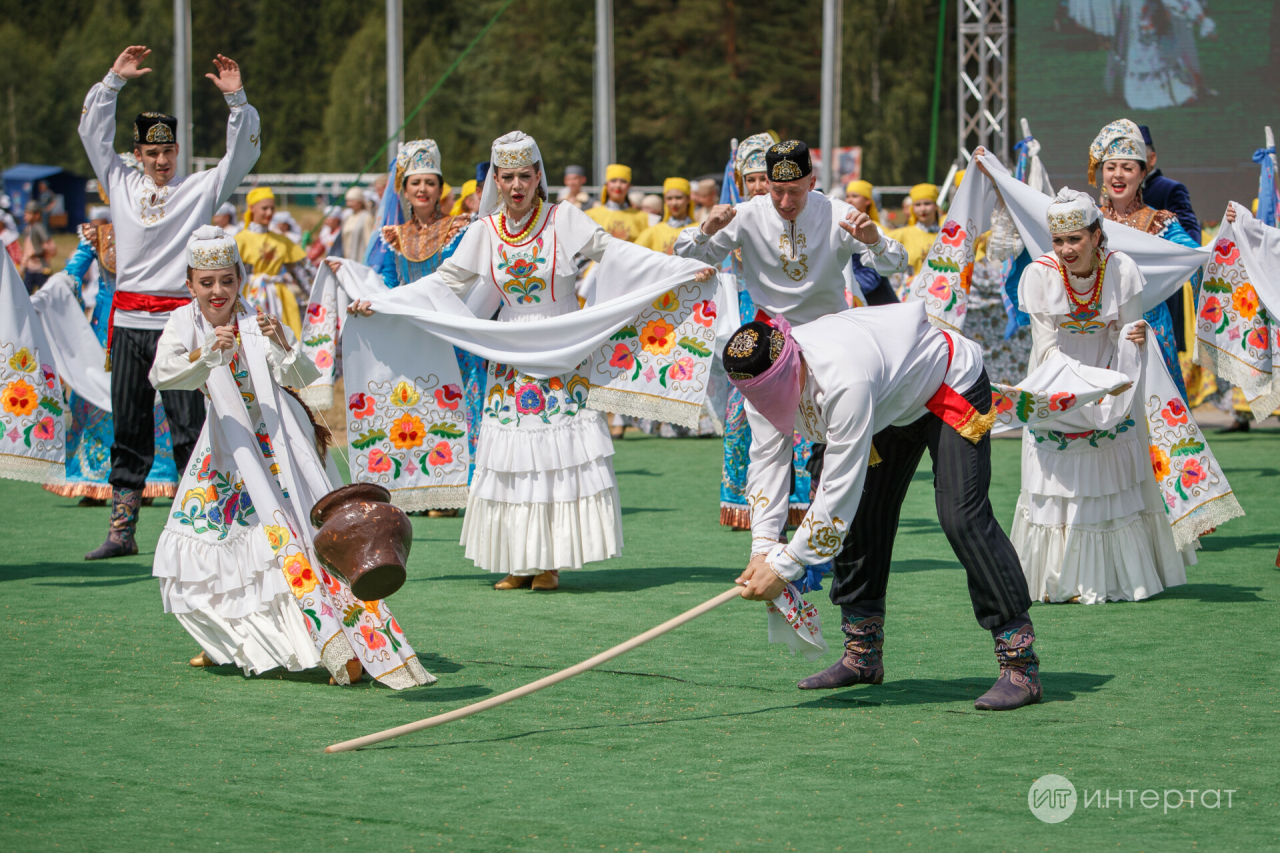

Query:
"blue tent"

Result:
[[3, 164, 88, 232]]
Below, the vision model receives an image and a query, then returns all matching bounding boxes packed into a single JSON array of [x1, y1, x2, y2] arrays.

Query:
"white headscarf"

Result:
[[1045, 187, 1101, 235], [477, 131, 549, 219]]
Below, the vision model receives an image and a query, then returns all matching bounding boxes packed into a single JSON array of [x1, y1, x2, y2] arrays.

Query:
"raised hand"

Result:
[[205, 54, 243, 94], [111, 45, 153, 80], [700, 204, 737, 237], [211, 324, 238, 353]]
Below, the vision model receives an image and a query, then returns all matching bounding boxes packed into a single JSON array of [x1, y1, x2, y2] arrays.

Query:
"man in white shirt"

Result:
[[673, 140, 907, 324], [728, 303, 1041, 712], [78, 44, 261, 560]]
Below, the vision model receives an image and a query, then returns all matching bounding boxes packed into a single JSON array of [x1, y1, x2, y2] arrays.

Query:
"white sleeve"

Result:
[[767, 380, 875, 580], [577, 226, 614, 263], [673, 216, 740, 265], [77, 72, 128, 193], [860, 227, 909, 275], [432, 256, 485, 301], [744, 403, 794, 557], [149, 326, 233, 391], [265, 329, 321, 389], [211, 89, 262, 209]]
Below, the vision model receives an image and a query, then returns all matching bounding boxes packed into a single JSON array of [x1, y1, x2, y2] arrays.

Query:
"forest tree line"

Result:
[[1, 0, 962, 188]]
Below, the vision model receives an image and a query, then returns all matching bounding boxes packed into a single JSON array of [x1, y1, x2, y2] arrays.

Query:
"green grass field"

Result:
[[3, 430, 1278, 852]]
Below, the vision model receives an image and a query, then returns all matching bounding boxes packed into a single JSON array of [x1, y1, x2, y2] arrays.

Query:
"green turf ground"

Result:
[[2, 430, 1278, 851]]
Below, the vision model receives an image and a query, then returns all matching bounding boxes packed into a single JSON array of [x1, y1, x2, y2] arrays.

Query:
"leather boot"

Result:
[[84, 488, 141, 560], [494, 573, 533, 590], [531, 570, 559, 591], [797, 615, 884, 689], [974, 616, 1043, 711]]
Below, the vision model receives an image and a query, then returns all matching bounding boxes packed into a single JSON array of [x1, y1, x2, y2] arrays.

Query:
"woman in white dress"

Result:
[[153, 226, 433, 688], [1011, 189, 1188, 604], [349, 131, 713, 591]]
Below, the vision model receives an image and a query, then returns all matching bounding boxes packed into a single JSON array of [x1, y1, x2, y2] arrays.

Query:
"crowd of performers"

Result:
[[5, 42, 1278, 711]]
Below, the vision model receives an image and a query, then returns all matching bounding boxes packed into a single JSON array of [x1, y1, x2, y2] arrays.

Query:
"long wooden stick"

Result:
[[325, 585, 744, 753]]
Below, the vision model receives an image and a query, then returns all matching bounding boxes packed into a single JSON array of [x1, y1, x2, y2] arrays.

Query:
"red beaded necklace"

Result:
[[1061, 250, 1106, 312], [498, 197, 542, 245]]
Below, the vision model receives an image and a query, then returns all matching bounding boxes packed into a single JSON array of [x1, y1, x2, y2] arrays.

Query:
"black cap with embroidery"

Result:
[[722, 321, 786, 381], [133, 112, 178, 145], [765, 140, 812, 183]]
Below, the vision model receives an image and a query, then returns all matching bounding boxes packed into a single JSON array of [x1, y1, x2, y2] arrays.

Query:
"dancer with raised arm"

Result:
[[78, 44, 260, 559]]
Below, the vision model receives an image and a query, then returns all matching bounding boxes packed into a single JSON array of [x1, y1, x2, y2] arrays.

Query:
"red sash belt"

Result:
[[105, 292, 193, 371], [924, 332, 996, 444]]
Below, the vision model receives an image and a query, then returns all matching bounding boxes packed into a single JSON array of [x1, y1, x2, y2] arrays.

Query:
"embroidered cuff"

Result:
[[751, 535, 781, 557], [766, 543, 806, 582], [102, 71, 127, 93], [223, 88, 248, 108]]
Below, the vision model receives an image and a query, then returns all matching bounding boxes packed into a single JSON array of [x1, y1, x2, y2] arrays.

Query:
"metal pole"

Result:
[[173, 0, 192, 177], [386, 0, 404, 159], [927, 0, 947, 184], [818, 0, 842, 192], [593, 0, 616, 188]]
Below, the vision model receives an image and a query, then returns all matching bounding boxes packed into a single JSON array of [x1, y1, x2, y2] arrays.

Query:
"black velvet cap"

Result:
[[723, 321, 786, 381], [133, 112, 177, 145], [766, 140, 812, 183]]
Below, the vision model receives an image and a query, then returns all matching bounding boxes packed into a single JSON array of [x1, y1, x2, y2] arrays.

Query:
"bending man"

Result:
[[729, 302, 1041, 711]]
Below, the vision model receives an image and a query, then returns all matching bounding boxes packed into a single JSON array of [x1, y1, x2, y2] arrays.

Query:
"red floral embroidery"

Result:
[[939, 220, 966, 247], [1161, 398, 1188, 426], [348, 392, 375, 419], [1213, 239, 1239, 266], [434, 384, 463, 410]]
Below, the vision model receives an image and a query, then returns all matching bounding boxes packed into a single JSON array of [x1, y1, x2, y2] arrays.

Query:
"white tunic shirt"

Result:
[[672, 191, 908, 324], [79, 71, 261, 329], [746, 301, 984, 579]]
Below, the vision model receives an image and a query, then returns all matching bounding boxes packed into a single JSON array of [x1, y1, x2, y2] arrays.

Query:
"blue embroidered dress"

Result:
[[372, 215, 483, 481], [47, 225, 178, 500]]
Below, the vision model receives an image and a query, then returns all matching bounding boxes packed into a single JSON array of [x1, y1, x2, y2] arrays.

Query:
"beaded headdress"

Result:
[[1087, 119, 1146, 186], [1046, 187, 1101, 235], [394, 139, 443, 193], [477, 131, 548, 219], [186, 225, 241, 270]]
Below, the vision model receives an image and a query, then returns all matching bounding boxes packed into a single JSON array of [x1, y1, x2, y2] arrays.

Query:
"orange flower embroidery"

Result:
[[390, 413, 426, 449], [2, 379, 38, 417], [639, 319, 676, 356], [1231, 282, 1259, 321]]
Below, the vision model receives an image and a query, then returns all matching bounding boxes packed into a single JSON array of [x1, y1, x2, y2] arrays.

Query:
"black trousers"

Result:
[[827, 370, 1031, 630], [109, 326, 206, 491]]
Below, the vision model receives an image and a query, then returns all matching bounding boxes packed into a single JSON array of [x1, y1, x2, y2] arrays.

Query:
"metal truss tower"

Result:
[[957, 0, 1010, 166]]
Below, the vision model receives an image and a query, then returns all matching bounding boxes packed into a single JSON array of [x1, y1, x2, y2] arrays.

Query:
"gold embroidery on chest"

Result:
[[779, 228, 809, 281]]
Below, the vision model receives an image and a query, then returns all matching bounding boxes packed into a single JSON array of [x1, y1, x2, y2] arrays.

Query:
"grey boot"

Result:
[[974, 615, 1042, 711], [84, 488, 141, 560]]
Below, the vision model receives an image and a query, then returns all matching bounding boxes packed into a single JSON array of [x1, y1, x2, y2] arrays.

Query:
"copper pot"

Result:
[[310, 483, 412, 601]]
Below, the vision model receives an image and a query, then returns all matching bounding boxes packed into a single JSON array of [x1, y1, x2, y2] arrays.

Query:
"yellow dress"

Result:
[[635, 220, 697, 255], [886, 223, 939, 277], [235, 229, 305, 337], [586, 205, 649, 242]]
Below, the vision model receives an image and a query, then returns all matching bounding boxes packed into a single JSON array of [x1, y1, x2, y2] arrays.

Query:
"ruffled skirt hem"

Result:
[[1013, 497, 1190, 605], [460, 488, 623, 574]]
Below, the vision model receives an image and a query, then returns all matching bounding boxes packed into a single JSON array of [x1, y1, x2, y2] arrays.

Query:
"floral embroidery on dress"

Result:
[[497, 237, 549, 305], [483, 362, 589, 426], [0, 337, 64, 457], [349, 374, 469, 485]]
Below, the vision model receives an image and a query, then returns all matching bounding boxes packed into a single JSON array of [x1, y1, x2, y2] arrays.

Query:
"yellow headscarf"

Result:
[[1253, 197, 1260, 215], [953, 170, 966, 188], [660, 177, 692, 223], [605, 164, 632, 183], [450, 179, 478, 216], [244, 187, 275, 226], [909, 183, 939, 202], [844, 179, 880, 223]]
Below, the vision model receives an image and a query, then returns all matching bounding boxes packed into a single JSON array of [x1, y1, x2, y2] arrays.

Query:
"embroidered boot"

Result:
[[84, 488, 141, 560], [796, 615, 885, 689], [974, 616, 1043, 711]]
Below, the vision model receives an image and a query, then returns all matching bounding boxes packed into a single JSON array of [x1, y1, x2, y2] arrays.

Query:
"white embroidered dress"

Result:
[[150, 303, 433, 687], [431, 201, 621, 575], [1013, 251, 1188, 604]]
